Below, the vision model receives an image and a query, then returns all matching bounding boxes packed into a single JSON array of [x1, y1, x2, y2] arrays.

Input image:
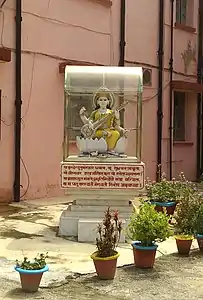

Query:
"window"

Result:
[[67, 76, 103, 140], [68, 95, 91, 140], [173, 91, 186, 141], [176, 0, 194, 27], [143, 68, 152, 86]]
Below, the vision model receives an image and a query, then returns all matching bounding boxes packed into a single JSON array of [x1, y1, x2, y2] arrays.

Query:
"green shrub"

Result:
[[194, 204, 203, 235], [174, 194, 202, 235], [127, 201, 172, 246], [145, 172, 196, 203], [16, 253, 48, 270]]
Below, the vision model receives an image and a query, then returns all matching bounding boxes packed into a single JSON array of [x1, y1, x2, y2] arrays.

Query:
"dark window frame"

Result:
[[175, 0, 195, 28], [176, 0, 187, 25], [173, 91, 186, 141]]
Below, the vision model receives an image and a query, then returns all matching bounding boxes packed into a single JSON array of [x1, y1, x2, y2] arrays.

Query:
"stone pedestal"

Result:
[[59, 156, 145, 243]]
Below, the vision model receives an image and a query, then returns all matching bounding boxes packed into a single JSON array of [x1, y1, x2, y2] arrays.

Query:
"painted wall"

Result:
[[0, 0, 199, 202], [126, 0, 198, 181], [0, 0, 120, 202]]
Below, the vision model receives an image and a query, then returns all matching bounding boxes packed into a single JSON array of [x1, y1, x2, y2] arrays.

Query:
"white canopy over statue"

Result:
[[63, 66, 143, 160]]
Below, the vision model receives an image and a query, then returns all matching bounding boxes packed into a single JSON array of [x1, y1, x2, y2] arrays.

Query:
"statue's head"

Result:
[[93, 87, 115, 110]]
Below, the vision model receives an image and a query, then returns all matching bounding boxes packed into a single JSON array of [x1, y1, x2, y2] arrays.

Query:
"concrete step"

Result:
[[58, 211, 130, 239], [74, 199, 132, 206], [71, 205, 133, 213], [63, 209, 131, 219], [72, 195, 136, 201], [78, 218, 126, 243], [66, 190, 144, 197]]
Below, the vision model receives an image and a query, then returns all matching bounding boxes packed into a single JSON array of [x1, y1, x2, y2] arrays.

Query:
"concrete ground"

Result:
[[0, 197, 200, 299]]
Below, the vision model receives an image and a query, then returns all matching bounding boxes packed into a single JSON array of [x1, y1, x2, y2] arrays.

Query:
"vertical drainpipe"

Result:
[[197, 0, 203, 180], [13, 0, 22, 202], [119, 0, 126, 126], [169, 0, 174, 180], [157, 0, 164, 181]]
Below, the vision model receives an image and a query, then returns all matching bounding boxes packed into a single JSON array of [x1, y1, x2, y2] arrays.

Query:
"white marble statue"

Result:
[[77, 87, 128, 157]]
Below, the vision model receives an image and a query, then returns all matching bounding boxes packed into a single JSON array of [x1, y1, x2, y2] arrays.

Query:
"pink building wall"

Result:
[[125, 0, 198, 180], [0, 0, 199, 203]]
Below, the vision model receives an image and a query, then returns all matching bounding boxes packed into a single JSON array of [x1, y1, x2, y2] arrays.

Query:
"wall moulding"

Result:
[[88, 0, 112, 8]]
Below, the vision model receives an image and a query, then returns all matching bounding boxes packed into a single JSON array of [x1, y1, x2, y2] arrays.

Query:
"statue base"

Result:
[[59, 156, 145, 243]]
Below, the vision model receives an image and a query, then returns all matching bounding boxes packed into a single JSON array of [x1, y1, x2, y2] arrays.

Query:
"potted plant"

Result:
[[145, 177, 177, 215], [145, 170, 196, 216], [127, 201, 171, 268], [194, 203, 203, 252], [174, 194, 201, 255], [90, 207, 122, 280], [15, 253, 49, 292]]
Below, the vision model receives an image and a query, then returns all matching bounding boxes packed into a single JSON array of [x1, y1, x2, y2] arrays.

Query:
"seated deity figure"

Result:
[[79, 87, 128, 153]]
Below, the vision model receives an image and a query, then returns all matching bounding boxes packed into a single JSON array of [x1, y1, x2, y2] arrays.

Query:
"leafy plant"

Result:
[[145, 171, 196, 203], [194, 204, 203, 235], [95, 207, 122, 258], [173, 172, 197, 200], [174, 194, 202, 236], [127, 201, 172, 246], [16, 253, 48, 270]]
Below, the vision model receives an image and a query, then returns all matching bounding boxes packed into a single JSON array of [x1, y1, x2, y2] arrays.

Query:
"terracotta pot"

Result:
[[132, 242, 158, 268], [175, 236, 193, 255], [91, 251, 119, 280], [166, 203, 177, 216], [151, 201, 176, 216], [15, 265, 49, 292], [154, 205, 164, 213], [196, 234, 203, 252]]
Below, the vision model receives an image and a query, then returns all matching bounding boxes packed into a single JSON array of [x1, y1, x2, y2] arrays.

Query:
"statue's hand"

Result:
[[115, 110, 120, 120], [79, 107, 86, 116], [107, 131, 112, 138], [123, 128, 129, 138], [103, 131, 112, 138]]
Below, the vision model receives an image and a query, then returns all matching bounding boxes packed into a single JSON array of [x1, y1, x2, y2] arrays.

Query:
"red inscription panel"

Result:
[[61, 163, 145, 190]]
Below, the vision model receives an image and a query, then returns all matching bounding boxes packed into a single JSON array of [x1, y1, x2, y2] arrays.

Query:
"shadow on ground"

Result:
[[77, 250, 203, 300], [0, 205, 23, 217], [3, 251, 203, 300]]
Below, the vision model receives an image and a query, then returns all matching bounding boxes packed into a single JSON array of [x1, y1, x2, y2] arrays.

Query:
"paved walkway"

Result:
[[0, 197, 198, 289]]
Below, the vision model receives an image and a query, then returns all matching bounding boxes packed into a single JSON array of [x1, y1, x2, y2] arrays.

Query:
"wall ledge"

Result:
[[172, 80, 203, 93], [175, 22, 196, 33], [173, 141, 194, 146], [59, 59, 103, 74]]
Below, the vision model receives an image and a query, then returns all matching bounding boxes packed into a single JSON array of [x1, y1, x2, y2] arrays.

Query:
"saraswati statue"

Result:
[[76, 87, 129, 157]]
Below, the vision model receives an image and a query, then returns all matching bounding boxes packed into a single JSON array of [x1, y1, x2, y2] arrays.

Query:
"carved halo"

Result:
[[92, 87, 115, 109]]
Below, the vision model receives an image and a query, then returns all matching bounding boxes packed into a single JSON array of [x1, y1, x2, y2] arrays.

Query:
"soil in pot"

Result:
[[132, 242, 158, 268], [196, 234, 203, 252], [15, 266, 49, 292], [91, 251, 119, 280], [175, 236, 193, 255]]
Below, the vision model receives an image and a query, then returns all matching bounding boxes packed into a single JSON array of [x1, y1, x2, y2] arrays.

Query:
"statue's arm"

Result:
[[113, 110, 123, 131], [79, 107, 96, 125], [79, 107, 90, 124], [113, 110, 128, 136]]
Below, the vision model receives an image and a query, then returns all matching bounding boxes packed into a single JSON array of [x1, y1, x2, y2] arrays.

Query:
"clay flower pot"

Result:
[[132, 242, 158, 268], [15, 265, 49, 292], [150, 201, 176, 216], [175, 235, 193, 255], [91, 251, 119, 280], [196, 234, 203, 252]]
